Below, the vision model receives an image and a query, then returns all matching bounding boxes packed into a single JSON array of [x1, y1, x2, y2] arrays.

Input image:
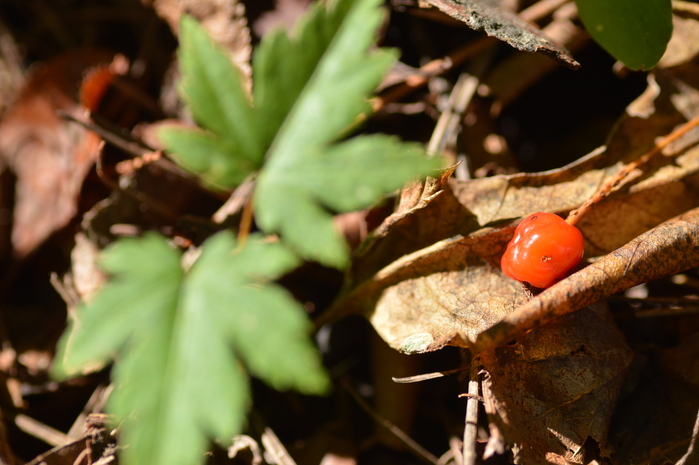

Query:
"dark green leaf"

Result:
[[575, 0, 672, 70]]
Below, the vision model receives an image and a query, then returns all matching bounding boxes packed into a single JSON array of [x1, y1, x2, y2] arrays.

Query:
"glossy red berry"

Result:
[[500, 212, 584, 289]]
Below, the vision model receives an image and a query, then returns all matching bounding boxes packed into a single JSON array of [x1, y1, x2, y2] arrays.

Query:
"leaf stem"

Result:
[[238, 195, 254, 246]]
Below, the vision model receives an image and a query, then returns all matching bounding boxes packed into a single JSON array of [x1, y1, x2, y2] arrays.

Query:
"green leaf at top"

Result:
[[254, 0, 443, 268], [160, 0, 411, 188], [54, 232, 329, 465], [575, 0, 672, 70]]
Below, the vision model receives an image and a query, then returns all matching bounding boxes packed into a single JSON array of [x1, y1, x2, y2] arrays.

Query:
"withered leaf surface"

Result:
[[333, 12, 699, 353], [422, 0, 580, 69], [0, 50, 111, 257], [475, 207, 699, 352], [479, 303, 633, 465]]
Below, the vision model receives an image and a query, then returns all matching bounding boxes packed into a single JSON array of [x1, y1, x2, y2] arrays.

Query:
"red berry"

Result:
[[500, 212, 584, 289]]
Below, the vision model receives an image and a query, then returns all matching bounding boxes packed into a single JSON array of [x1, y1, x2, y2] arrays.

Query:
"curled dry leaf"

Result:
[[327, 10, 699, 353], [0, 50, 112, 257], [479, 303, 633, 465], [422, 0, 580, 69]]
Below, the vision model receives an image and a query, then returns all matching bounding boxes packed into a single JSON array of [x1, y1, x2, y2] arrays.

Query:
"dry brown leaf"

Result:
[[327, 9, 699, 354], [422, 0, 580, 69], [253, 0, 312, 37], [483, 2, 589, 107], [0, 50, 112, 257], [475, 205, 699, 352], [479, 303, 633, 464], [610, 333, 699, 464]]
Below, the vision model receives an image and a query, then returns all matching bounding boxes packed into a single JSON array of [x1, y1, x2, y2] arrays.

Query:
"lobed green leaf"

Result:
[[255, 0, 443, 268], [158, 126, 255, 187], [54, 232, 329, 465]]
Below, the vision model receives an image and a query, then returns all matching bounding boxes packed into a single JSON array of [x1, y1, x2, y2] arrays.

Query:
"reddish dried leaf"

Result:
[[0, 50, 112, 257]]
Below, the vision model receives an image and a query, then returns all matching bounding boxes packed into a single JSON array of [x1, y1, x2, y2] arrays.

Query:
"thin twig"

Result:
[[15, 414, 69, 447], [342, 379, 440, 465], [372, 0, 573, 113], [677, 405, 699, 465], [371, 37, 494, 113], [426, 71, 480, 157], [67, 384, 113, 440], [462, 361, 480, 465], [392, 367, 466, 383], [250, 412, 297, 465], [566, 114, 699, 226], [212, 178, 255, 224]]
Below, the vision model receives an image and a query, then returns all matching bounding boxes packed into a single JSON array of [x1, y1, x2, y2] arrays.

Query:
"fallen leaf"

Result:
[[609, 332, 699, 464], [475, 206, 699, 352], [422, 0, 580, 69], [0, 50, 112, 257], [479, 303, 633, 464], [327, 14, 699, 352]]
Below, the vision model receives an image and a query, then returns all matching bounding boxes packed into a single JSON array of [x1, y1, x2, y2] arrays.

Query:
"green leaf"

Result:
[[54, 232, 329, 465], [160, 0, 442, 267], [254, 0, 443, 268], [158, 126, 254, 187], [176, 16, 261, 163], [575, 0, 672, 70], [257, 136, 441, 267]]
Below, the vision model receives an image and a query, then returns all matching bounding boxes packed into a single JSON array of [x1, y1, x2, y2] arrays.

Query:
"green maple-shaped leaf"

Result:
[[253, 0, 442, 268], [159, 0, 443, 267], [54, 232, 329, 465]]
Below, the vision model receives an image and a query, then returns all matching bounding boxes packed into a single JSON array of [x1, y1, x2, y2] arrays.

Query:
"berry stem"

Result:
[[566, 113, 699, 227]]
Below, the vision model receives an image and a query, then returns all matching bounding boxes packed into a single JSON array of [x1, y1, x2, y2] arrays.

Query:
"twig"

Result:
[[228, 435, 263, 465], [59, 111, 206, 190], [67, 384, 113, 440], [462, 361, 480, 465], [15, 414, 69, 447], [426, 71, 480, 157], [566, 114, 699, 226], [392, 367, 466, 383], [372, 0, 573, 113], [371, 37, 494, 113], [341, 379, 440, 465], [677, 405, 699, 465], [212, 178, 255, 224], [251, 412, 297, 465], [93, 149, 183, 222]]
